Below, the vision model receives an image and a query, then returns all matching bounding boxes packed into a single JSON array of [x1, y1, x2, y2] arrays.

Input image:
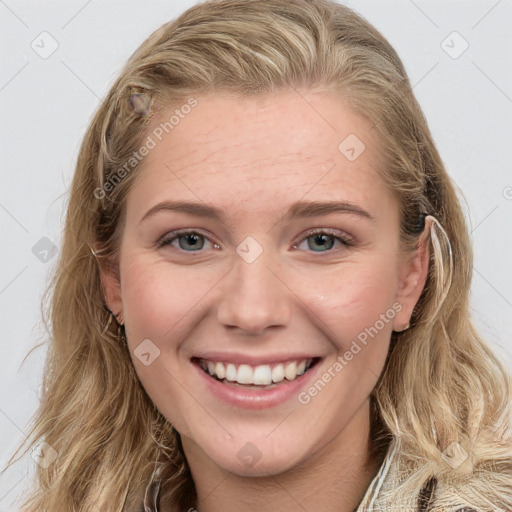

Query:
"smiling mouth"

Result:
[[192, 357, 320, 387]]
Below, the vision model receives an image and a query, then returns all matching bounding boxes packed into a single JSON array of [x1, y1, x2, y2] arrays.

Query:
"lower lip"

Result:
[[191, 359, 322, 410]]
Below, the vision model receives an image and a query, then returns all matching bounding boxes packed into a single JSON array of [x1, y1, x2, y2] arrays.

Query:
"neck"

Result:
[[181, 400, 384, 512]]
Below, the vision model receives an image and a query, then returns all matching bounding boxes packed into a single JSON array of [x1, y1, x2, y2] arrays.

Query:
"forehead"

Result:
[[126, 89, 393, 221]]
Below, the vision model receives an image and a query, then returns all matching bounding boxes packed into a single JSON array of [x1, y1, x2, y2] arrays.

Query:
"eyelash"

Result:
[[156, 228, 355, 254]]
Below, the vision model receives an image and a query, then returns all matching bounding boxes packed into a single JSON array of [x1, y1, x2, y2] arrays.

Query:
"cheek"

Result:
[[120, 256, 214, 341], [284, 261, 399, 444], [305, 260, 400, 338], [119, 257, 209, 435]]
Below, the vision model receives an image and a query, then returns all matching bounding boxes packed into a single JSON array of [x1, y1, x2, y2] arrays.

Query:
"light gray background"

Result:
[[1, 1, 511, 509]]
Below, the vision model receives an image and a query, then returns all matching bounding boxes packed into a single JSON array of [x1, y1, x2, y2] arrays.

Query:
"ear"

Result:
[[99, 255, 124, 325], [392, 221, 431, 332]]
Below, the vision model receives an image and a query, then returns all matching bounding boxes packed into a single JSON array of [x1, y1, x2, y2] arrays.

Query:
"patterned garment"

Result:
[[355, 439, 478, 512]]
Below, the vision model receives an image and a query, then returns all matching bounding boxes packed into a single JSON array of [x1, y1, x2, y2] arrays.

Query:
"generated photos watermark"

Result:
[[93, 97, 198, 200], [298, 301, 403, 405]]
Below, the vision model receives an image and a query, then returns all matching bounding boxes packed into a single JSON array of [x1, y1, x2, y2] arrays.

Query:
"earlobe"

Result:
[[392, 221, 432, 332]]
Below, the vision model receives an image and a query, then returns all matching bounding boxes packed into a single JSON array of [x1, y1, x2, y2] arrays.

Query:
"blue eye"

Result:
[[157, 228, 354, 253], [157, 230, 216, 252], [293, 229, 354, 253]]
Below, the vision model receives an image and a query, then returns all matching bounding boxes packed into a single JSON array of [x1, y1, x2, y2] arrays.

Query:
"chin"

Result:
[[184, 422, 319, 478], [212, 443, 307, 477]]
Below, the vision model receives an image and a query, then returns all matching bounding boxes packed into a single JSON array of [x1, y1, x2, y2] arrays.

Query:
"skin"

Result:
[[101, 88, 430, 512]]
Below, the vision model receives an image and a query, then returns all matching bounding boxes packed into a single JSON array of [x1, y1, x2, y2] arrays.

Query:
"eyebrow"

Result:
[[139, 199, 374, 225]]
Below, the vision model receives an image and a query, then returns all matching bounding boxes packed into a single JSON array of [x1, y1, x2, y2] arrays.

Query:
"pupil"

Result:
[[310, 234, 333, 251], [180, 233, 203, 250]]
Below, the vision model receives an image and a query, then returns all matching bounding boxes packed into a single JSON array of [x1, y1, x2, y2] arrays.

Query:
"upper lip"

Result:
[[192, 352, 321, 366]]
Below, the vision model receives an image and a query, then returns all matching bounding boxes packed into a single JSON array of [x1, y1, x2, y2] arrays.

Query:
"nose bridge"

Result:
[[216, 242, 291, 334]]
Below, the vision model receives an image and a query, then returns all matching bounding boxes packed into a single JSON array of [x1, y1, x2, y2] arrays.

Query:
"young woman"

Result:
[[17, 0, 512, 510]]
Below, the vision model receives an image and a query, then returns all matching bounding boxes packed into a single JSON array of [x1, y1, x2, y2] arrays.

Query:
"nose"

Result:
[[216, 248, 292, 336]]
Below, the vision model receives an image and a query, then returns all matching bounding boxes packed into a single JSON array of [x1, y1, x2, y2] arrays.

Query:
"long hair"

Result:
[[12, 0, 511, 510]]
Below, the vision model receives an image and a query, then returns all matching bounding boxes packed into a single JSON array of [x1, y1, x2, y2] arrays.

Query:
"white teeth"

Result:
[[225, 363, 237, 381], [284, 361, 297, 380], [253, 365, 272, 385], [237, 364, 253, 384], [214, 362, 226, 379], [198, 358, 313, 386], [271, 364, 285, 383]]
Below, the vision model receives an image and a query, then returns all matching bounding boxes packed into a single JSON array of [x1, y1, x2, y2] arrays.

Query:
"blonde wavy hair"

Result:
[[12, 0, 511, 510]]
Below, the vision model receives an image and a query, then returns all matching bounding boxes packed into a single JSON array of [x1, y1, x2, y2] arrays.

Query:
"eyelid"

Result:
[[295, 227, 355, 246], [156, 228, 219, 250], [157, 227, 355, 252]]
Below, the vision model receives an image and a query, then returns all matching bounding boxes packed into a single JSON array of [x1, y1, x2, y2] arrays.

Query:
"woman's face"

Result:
[[102, 89, 426, 476]]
